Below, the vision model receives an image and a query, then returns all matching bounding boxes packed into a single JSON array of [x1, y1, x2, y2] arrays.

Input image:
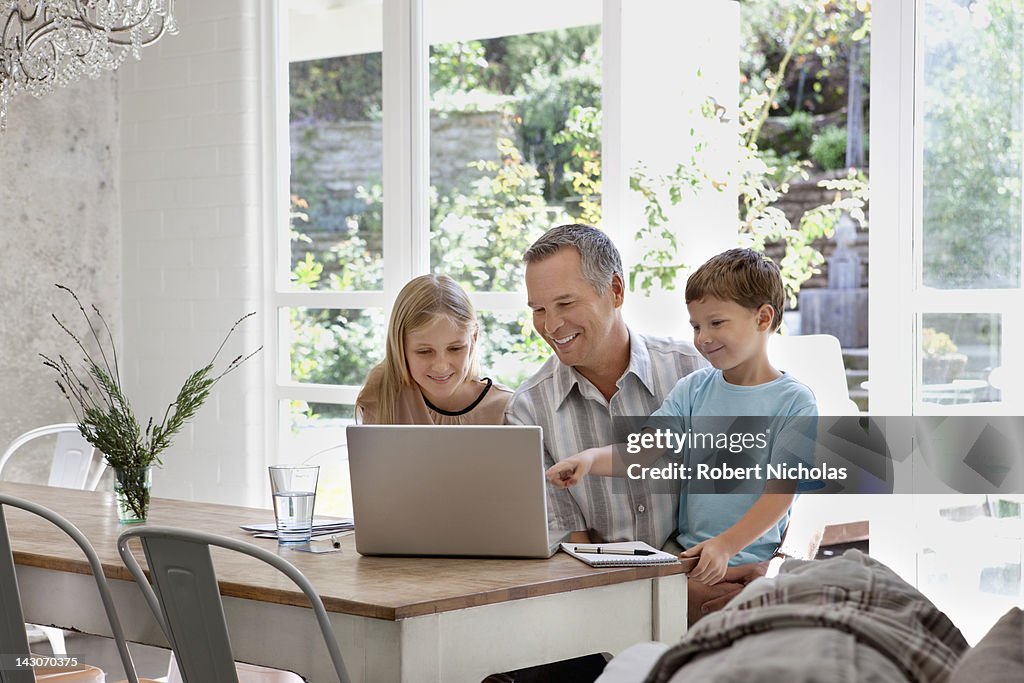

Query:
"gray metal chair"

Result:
[[0, 493, 143, 683], [0, 424, 107, 491], [1, 424, 110, 655], [117, 526, 351, 683]]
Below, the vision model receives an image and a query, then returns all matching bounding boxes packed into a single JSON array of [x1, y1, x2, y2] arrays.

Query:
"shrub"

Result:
[[809, 124, 848, 170]]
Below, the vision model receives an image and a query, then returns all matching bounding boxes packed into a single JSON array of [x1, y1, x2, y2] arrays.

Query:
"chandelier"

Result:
[[0, 1, 177, 130]]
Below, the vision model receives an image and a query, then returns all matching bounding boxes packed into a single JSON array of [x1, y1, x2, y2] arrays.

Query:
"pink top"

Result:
[[356, 365, 513, 425]]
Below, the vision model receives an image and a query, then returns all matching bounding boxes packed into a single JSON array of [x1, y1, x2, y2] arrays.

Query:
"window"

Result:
[[871, 0, 1024, 644], [274, 0, 602, 516]]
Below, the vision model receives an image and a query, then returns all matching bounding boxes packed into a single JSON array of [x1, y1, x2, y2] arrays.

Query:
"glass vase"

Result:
[[114, 466, 153, 524]]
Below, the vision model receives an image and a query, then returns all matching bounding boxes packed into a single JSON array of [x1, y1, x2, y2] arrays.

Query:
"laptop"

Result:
[[346, 424, 569, 558]]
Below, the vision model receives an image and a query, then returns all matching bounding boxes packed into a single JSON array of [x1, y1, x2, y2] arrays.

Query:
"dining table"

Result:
[[2, 481, 688, 682]]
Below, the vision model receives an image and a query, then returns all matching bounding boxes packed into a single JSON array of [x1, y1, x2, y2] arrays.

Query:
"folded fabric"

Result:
[[949, 607, 1024, 683], [641, 549, 968, 683]]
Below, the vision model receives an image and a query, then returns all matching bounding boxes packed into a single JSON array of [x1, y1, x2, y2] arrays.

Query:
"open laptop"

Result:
[[346, 424, 569, 558]]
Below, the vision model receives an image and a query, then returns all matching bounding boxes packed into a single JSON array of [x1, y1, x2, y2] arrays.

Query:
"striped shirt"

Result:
[[505, 328, 707, 548]]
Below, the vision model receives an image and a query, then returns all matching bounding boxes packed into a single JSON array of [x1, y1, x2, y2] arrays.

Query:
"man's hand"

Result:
[[545, 452, 593, 488], [721, 560, 769, 585], [680, 536, 736, 585], [698, 560, 770, 615]]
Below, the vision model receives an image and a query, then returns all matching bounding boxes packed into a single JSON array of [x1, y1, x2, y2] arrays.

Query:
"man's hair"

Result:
[[685, 248, 784, 331], [523, 224, 623, 293]]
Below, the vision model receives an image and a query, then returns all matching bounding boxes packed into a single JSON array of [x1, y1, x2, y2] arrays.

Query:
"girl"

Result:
[[356, 274, 512, 424]]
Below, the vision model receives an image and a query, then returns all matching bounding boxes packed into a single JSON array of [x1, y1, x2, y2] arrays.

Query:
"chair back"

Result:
[[0, 494, 140, 683], [117, 527, 351, 683], [0, 424, 107, 490], [767, 334, 860, 416]]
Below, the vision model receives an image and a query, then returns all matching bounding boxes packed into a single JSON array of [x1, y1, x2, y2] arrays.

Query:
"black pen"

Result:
[[574, 545, 655, 556]]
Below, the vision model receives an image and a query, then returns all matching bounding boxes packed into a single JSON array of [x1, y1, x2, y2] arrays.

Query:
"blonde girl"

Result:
[[356, 274, 512, 424]]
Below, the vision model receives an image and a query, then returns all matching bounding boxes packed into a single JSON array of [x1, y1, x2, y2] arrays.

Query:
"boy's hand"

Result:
[[545, 453, 592, 488], [680, 537, 735, 585]]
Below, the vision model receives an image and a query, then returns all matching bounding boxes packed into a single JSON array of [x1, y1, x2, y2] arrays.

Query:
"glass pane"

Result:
[[476, 310, 548, 388], [280, 401, 354, 518], [919, 313, 1001, 405], [921, 0, 1023, 289], [428, 16, 602, 291], [288, 308, 385, 385], [914, 494, 1024, 644], [289, 48, 384, 291]]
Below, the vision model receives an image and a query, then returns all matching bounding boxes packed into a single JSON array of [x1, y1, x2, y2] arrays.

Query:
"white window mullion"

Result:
[[863, 0, 919, 589], [869, 0, 915, 416], [276, 291, 390, 310], [383, 0, 429, 322], [263, 0, 288, 472], [273, 384, 363, 406], [913, 289, 1024, 311]]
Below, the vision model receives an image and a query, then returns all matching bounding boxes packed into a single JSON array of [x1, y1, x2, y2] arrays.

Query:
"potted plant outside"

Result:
[[921, 328, 968, 385]]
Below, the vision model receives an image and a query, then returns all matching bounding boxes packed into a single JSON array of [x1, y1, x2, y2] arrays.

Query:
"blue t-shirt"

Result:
[[650, 367, 818, 564]]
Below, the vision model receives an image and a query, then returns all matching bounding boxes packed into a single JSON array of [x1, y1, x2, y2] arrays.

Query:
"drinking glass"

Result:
[[268, 464, 319, 544]]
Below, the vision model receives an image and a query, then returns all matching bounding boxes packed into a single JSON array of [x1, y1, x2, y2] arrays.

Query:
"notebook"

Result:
[[560, 541, 685, 567], [346, 424, 570, 558]]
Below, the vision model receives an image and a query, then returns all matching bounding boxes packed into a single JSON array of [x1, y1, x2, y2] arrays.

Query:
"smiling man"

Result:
[[505, 224, 707, 549]]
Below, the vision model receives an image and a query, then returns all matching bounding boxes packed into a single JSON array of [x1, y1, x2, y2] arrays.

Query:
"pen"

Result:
[[574, 546, 655, 556], [331, 535, 341, 548]]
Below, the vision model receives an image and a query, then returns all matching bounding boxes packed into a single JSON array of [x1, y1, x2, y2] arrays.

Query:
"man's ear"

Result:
[[756, 304, 775, 331], [609, 273, 625, 308]]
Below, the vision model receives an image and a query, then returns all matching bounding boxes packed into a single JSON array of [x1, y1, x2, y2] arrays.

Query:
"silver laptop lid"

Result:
[[347, 424, 563, 558]]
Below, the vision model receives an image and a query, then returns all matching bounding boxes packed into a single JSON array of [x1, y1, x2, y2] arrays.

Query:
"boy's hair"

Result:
[[523, 224, 623, 294], [685, 248, 784, 331]]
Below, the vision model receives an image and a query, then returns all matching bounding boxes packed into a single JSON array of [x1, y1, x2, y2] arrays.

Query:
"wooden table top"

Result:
[[0, 482, 686, 621]]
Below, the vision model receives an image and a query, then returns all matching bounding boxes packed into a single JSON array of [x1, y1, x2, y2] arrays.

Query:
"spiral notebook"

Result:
[[560, 541, 683, 567]]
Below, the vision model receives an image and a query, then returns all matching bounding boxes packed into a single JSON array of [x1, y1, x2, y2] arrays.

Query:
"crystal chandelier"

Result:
[[0, 1, 177, 130]]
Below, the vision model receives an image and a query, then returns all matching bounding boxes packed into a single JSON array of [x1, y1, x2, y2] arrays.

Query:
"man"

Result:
[[506, 223, 706, 549]]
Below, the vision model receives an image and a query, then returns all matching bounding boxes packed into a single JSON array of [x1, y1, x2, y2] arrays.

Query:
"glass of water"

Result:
[[268, 464, 320, 544]]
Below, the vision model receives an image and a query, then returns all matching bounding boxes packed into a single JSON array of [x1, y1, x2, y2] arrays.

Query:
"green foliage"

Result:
[[740, 0, 870, 116], [628, 1, 870, 303], [289, 54, 382, 122], [288, 195, 385, 392], [629, 90, 869, 305], [431, 41, 490, 93], [513, 38, 601, 203], [554, 104, 603, 225], [789, 109, 815, 141], [920, 0, 1022, 288], [809, 125, 849, 170], [432, 138, 570, 292], [475, 311, 552, 388]]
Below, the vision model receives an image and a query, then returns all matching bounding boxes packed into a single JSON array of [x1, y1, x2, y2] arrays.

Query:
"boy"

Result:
[[547, 248, 817, 592]]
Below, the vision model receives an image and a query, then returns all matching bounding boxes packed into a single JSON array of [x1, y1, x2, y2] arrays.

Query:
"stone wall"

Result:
[[290, 109, 513, 205], [0, 76, 121, 481]]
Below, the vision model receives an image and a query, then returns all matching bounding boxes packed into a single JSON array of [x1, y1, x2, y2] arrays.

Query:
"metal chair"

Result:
[[0, 424, 107, 491], [768, 333, 860, 417], [117, 526, 351, 683], [0, 493, 148, 683], [768, 334, 860, 561], [1, 424, 109, 655]]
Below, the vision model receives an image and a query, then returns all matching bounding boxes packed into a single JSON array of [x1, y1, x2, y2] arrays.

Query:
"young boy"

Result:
[[547, 248, 817, 589]]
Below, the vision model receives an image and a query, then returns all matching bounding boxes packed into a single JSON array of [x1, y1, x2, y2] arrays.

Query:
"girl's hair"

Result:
[[366, 274, 479, 424]]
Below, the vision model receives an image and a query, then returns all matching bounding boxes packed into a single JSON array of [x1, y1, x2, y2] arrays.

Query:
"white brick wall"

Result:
[[120, 0, 265, 506]]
